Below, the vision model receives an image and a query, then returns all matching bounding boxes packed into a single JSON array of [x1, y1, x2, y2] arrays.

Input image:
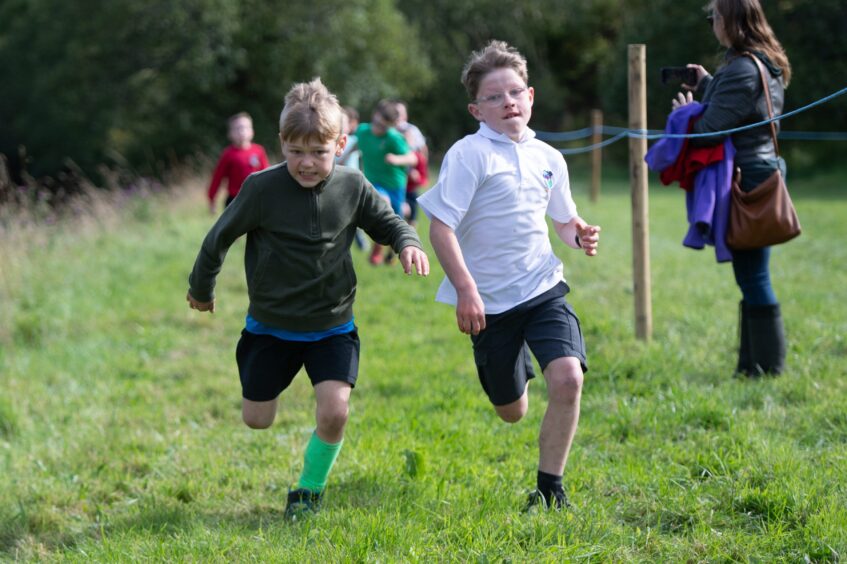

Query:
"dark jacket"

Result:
[[188, 162, 422, 331], [693, 49, 786, 189]]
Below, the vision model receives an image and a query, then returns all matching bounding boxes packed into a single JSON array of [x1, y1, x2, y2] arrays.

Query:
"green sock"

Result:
[[296, 432, 343, 493]]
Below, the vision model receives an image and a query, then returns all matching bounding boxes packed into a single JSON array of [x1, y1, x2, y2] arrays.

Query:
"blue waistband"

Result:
[[245, 314, 355, 342]]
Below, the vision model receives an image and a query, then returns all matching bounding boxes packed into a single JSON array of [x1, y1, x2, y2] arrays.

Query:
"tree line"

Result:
[[1, 0, 844, 184]]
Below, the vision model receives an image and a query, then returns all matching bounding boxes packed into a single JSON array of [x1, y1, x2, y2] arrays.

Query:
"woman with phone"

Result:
[[671, 0, 792, 377]]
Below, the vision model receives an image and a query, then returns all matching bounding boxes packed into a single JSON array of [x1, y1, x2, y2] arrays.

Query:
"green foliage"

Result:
[[600, 0, 847, 171], [393, 0, 628, 150], [4, 0, 845, 179], [1, 167, 845, 559], [0, 0, 432, 177]]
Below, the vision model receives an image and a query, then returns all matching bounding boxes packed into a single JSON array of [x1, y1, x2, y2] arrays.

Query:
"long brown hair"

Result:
[[710, 0, 792, 86]]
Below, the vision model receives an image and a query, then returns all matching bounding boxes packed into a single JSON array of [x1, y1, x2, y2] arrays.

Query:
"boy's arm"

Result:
[[385, 152, 418, 167], [207, 151, 231, 212], [358, 181, 422, 252], [188, 178, 261, 309], [384, 130, 417, 167], [358, 184, 429, 276], [553, 217, 601, 256], [429, 217, 486, 335]]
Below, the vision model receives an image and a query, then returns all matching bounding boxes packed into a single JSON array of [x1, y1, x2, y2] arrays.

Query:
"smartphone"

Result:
[[660, 66, 698, 87]]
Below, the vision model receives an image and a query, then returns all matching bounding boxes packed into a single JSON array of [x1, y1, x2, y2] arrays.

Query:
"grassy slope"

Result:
[[1, 168, 845, 561]]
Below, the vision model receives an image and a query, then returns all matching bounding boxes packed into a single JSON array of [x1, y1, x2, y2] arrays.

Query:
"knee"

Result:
[[243, 413, 274, 430], [495, 399, 528, 423], [317, 404, 349, 435], [547, 364, 583, 405]]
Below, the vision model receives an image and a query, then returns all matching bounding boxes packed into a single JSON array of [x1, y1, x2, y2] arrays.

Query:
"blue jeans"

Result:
[[731, 246, 777, 305]]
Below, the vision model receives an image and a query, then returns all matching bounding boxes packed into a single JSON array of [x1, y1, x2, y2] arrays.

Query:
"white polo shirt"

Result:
[[419, 123, 578, 314]]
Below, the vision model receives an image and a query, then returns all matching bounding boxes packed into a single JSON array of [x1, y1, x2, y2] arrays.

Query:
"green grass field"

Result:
[[1, 166, 845, 562]]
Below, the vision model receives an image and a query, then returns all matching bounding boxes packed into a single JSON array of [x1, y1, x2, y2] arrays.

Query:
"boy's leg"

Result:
[[314, 380, 352, 443], [493, 383, 529, 423], [236, 330, 303, 429], [471, 326, 535, 423], [538, 357, 583, 475], [369, 187, 396, 265], [523, 283, 586, 509], [525, 358, 581, 511], [242, 398, 279, 429], [294, 381, 351, 494], [290, 331, 359, 510]]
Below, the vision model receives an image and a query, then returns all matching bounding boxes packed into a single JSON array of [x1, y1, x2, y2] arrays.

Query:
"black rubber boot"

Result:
[[735, 301, 755, 376], [747, 303, 786, 376]]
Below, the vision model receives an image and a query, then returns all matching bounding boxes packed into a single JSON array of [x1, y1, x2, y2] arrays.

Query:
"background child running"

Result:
[[338, 106, 368, 250], [207, 112, 269, 213], [393, 100, 429, 227], [337, 106, 361, 171], [186, 78, 429, 519], [418, 40, 600, 512], [355, 99, 418, 265]]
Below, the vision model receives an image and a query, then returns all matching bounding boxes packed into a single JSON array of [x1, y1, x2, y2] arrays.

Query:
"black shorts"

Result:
[[235, 329, 360, 402], [470, 282, 587, 406]]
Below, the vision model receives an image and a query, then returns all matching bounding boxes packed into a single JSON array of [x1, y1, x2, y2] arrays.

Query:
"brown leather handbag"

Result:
[[725, 54, 801, 251]]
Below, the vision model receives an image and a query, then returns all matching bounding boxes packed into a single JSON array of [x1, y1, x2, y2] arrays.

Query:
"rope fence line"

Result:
[[535, 85, 847, 155]]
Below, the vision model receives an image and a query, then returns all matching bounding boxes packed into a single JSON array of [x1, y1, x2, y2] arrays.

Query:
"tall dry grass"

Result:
[[0, 160, 207, 345]]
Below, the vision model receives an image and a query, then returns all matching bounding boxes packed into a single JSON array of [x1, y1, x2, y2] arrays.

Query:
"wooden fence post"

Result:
[[590, 109, 602, 203], [628, 44, 652, 341]]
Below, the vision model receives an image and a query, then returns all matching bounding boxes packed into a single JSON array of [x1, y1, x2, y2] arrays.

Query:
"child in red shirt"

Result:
[[208, 112, 269, 213]]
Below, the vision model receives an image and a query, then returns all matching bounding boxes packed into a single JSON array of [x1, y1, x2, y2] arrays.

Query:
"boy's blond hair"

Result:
[[279, 78, 344, 143], [461, 40, 529, 101]]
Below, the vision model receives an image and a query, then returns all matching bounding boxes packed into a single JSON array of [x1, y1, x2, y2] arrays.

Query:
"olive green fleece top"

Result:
[[188, 162, 422, 331]]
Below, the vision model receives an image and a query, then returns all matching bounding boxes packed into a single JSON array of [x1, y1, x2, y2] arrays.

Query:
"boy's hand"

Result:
[[186, 291, 216, 313], [576, 223, 601, 256], [456, 288, 486, 335], [399, 246, 430, 276], [385, 153, 403, 166]]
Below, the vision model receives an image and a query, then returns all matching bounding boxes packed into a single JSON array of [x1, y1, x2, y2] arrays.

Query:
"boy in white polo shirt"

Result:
[[418, 40, 600, 511]]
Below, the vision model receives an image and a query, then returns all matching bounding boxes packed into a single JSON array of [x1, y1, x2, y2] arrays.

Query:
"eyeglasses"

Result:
[[473, 87, 528, 107], [706, 12, 718, 25]]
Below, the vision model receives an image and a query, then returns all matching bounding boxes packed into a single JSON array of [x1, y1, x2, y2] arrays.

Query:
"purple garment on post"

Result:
[[644, 102, 734, 263]]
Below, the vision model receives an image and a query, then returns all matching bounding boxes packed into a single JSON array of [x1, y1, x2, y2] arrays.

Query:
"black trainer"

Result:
[[524, 488, 571, 513], [284, 488, 323, 520]]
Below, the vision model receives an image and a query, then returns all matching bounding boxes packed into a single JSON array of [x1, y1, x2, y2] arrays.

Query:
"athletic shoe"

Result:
[[524, 488, 571, 513], [284, 488, 323, 520]]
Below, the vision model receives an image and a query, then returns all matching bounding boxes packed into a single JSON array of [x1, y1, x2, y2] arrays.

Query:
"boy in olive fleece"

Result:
[[186, 78, 430, 519]]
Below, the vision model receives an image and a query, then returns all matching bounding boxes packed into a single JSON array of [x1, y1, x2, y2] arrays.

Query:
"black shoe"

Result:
[[524, 488, 571, 513], [284, 488, 323, 520]]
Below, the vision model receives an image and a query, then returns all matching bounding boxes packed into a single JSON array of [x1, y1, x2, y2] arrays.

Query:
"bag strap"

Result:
[[744, 52, 780, 156]]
